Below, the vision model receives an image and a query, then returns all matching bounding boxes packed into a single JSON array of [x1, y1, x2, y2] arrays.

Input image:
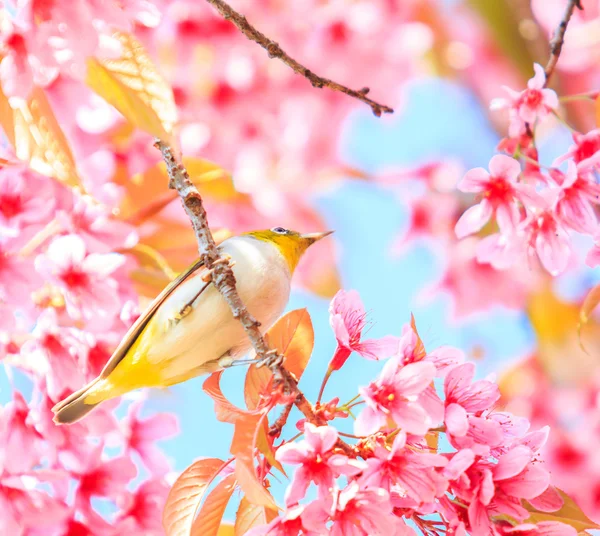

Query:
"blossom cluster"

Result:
[[246, 290, 573, 536], [0, 163, 177, 534]]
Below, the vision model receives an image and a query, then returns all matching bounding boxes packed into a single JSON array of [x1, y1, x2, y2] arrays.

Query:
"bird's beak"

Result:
[[301, 230, 335, 244]]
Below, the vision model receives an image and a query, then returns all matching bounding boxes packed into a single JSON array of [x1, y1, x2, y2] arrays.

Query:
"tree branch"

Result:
[[544, 0, 583, 84], [154, 139, 356, 458], [203, 0, 393, 117]]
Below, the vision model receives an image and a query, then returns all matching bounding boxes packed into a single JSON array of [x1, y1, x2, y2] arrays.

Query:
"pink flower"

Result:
[[586, 232, 600, 267], [0, 473, 69, 534], [551, 161, 600, 234], [0, 238, 41, 306], [246, 504, 318, 536], [303, 481, 404, 536], [0, 166, 55, 231], [276, 423, 364, 505], [496, 521, 577, 536], [74, 445, 137, 517], [328, 289, 398, 371], [57, 194, 138, 253], [554, 129, 600, 169], [444, 363, 500, 438], [114, 479, 171, 535], [355, 360, 439, 436], [361, 430, 447, 503], [123, 402, 179, 476], [0, 391, 45, 474], [491, 63, 559, 137], [455, 155, 540, 238], [35, 234, 125, 325]]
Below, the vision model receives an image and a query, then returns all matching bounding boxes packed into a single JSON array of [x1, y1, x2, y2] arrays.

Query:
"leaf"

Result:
[[86, 32, 177, 142], [525, 488, 600, 533], [0, 85, 80, 187], [231, 415, 278, 511], [255, 415, 285, 476], [425, 430, 439, 452], [245, 309, 314, 410], [191, 474, 237, 536], [410, 313, 427, 359], [235, 497, 278, 535], [204, 371, 257, 423], [218, 525, 235, 536], [162, 457, 226, 536], [578, 283, 600, 351]]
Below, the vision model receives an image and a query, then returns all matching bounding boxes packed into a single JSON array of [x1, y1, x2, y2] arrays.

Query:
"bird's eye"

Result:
[[272, 227, 288, 234]]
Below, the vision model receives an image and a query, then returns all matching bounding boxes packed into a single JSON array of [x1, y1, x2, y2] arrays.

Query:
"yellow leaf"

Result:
[[0, 85, 80, 188], [527, 283, 600, 385], [86, 32, 177, 142], [217, 525, 235, 536], [234, 498, 277, 536], [525, 489, 600, 533], [162, 457, 226, 536], [191, 474, 237, 536]]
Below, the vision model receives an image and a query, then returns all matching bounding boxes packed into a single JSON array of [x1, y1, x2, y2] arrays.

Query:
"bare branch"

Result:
[[544, 0, 583, 84], [154, 139, 356, 457], [203, 0, 393, 117]]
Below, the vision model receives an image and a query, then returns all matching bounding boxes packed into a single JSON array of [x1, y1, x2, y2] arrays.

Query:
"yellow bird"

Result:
[[52, 228, 332, 424]]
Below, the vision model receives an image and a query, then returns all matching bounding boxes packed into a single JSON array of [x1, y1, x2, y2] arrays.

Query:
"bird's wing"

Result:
[[99, 258, 207, 379]]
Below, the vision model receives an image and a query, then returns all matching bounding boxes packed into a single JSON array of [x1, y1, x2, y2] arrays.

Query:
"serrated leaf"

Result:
[[86, 32, 177, 142], [231, 415, 278, 511], [204, 371, 257, 423], [162, 457, 226, 536], [244, 309, 314, 411], [525, 489, 600, 533], [191, 474, 237, 536], [0, 85, 80, 188], [234, 497, 278, 535]]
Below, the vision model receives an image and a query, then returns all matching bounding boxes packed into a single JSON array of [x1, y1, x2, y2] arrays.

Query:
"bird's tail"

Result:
[[52, 379, 103, 424]]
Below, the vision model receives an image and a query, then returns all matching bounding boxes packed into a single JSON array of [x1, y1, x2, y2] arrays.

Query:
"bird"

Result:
[[52, 227, 333, 424]]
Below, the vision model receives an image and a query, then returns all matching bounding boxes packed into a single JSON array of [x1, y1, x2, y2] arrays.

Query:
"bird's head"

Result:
[[245, 227, 334, 272]]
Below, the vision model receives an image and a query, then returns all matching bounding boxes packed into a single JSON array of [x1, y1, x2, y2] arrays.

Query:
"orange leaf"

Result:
[[86, 32, 177, 143], [204, 371, 257, 423], [255, 417, 285, 476], [217, 525, 235, 536], [410, 313, 427, 359], [234, 497, 278, 535], [231, 414, 278, 511], [162, 457, 227, 536], [525, 488, 600, 532], [191, 474, 237, 536], [245, 309, 314, 411], [266, 308, 314, 379], [0, 85, 80, 188]]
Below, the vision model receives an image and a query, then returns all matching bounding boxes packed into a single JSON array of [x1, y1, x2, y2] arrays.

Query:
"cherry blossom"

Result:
[[355, 360, 439, 436], [276, 423, 364, 506], [328, 289, 398, 371], [491, 63, 559, 137], [455, 154, 540, 238]]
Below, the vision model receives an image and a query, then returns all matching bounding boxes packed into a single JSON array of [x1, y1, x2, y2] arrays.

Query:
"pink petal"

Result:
[[496, 202, 521, 234], [284, 465, 311, 506], [354, 405, 385, 437], [134, 413, 179, 441], [355, 335, 399, 360], [519, 426, 549, 453], [390, 430, 408, 457], [443, 449, 475, 480], [494, 446, 533, 481], [304, 423, 338, 454], [468, 500, 491, 536], [527, 486, 564, 513], [535, 226, 571, 276], [458, 168, 490, 193], [499, 464, 550, 500], [445, 403, 469, 437], [47, 234, 86, 267], [445, 362, 475, 399], [82, 252, 125, 277], [395, 361, 436, 396], [330, 314, 351, 348], [480, 469, 495, 505], [426, 346, 465, 376], [542, 88, 559, 110], [528, 63, 546, 90], [489, 154, 521, 182], [276, 442, 311, 465], [534, 521, 577, 536], [391, 401, 432, 435], [455, 201, 493, 239]]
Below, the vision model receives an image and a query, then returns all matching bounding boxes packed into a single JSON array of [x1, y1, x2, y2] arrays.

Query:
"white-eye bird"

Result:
[[52, 227, 332, 424]]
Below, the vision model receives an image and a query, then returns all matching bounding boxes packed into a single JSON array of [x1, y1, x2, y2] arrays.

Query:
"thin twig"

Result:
[[203, 0, 393, 117], [544, 0, 583, 84], [154, 139, 356, 457]]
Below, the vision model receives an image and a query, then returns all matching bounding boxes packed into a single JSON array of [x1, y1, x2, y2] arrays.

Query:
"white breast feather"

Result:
[[145, 236, 291, 381]]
